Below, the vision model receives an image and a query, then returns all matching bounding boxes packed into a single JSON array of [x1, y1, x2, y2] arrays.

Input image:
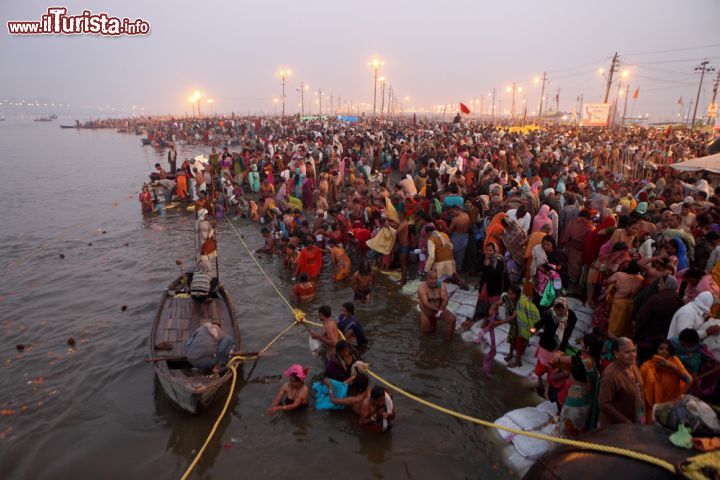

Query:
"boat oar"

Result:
[[145, 351, 279, 363]]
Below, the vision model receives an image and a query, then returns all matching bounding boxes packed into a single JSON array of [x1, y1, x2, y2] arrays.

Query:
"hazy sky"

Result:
[[2, 0, 719, 119]]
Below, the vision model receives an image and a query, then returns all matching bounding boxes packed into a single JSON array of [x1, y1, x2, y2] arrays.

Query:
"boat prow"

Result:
[[149, 275, 241, 414]]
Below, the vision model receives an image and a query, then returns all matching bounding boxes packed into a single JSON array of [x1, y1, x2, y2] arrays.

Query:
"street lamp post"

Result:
[[506, 83, 522, 119], [297, 82, 309, 116], [278, 69, 291, 117], [611, 69, 629, 127], [379, 77, 386, 117], [368, 58, 383, 116]]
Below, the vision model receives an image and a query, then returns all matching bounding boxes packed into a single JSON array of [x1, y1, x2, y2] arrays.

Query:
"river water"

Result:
[[0, 119, 536, 479]]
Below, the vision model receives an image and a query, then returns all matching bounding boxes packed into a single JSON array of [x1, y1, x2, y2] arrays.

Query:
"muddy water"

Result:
[[0, 120, 536, 479]]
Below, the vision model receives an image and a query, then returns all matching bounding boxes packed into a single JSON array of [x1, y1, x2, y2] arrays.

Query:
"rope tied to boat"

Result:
[[177, 216, 678, 479]]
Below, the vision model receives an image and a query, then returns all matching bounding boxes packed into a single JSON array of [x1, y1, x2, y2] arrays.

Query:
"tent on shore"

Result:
[[670, 153, 720, 174]]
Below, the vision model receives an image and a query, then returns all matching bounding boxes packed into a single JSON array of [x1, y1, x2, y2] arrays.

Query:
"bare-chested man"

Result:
[[310, 305, 340, 355], [417, 269, 456, 340], [448, 205, 470, 272], [326, 376, 395, 432], [395, 211, 410, 286], [350, 261, 374, 301], [607, 260, 645, 338]]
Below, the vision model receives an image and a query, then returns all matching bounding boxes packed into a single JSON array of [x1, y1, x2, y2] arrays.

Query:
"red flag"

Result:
[[632, 87, 639, 100], [677, 97, 684, 105], [459, 102, 471, 114]]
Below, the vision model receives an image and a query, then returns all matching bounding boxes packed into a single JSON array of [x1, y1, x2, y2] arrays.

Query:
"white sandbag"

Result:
[[454, 315, 468, 330], [470, 321, 484, 335], [460, 330, 479, 343], [504, 445, 536, 473], [493, 415, 521, 442], [536, 400, 559, 417], [506, 407, 551, 431], [401, 280, 422, 296], [452, 290, 478, 306], [512, 423, 556, 460], [445, 283, 459, 297], [446, 300, 461, 312], [452, 303, 476, 319]]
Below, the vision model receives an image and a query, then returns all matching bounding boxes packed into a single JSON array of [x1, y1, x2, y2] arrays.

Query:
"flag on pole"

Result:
[[459, 102, 471, 115], [678, 97, 684, 105], [632, 87, 639, 100]]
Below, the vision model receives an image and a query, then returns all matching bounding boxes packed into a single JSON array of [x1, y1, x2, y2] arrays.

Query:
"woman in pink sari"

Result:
[[532, 204, 553, 234]]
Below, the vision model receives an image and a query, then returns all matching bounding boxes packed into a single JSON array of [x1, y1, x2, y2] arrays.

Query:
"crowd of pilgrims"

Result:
[[139, 114, 720, 437]]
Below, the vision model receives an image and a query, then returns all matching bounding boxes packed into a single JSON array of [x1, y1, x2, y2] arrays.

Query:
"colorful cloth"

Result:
[[312, 379, 348, 410], [640, 355, 690, 412]]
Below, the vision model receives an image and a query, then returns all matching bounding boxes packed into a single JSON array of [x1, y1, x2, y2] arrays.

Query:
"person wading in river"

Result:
[[417, 269, 456, 340], [267, 364, 309, 415]]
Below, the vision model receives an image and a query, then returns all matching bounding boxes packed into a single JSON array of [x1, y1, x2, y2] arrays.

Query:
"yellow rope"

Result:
[[179, 218, 309, 479], [224, 218, 301, 317], [362, 368, 675, 473], [179, 361, 240, 480], [178, 216, 677, 479]]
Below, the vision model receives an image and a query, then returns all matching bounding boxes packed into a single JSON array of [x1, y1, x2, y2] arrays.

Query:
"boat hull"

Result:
[[149, 276, 240, 414]]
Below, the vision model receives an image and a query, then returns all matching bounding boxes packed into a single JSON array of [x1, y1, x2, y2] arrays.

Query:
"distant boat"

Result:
[[49, 114, 58, 120], [60, 124, 78, 129], [34, 116, 53, 122]]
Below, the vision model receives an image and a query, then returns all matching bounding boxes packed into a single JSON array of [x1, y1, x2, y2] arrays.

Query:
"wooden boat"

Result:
[[149, 275, 241, 414], [60, 124, 77, 129], [149, 171, 177, 181], [34, 117, 53, 122]]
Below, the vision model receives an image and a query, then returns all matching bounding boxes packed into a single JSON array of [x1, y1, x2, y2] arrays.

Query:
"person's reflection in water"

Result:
[[356, 421, 394, 465]]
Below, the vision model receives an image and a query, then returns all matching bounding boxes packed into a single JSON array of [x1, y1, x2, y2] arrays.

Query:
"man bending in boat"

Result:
[[185, 321, 234, 374], [189, 259, 218, 302]]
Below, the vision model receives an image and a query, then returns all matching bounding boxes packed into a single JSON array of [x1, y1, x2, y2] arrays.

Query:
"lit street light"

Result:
[[278, 69, 291, 116], [368, 58, 384, 116]]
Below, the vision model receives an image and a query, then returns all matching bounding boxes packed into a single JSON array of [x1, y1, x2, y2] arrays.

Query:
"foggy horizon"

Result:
[[2, 0, 719, 121]]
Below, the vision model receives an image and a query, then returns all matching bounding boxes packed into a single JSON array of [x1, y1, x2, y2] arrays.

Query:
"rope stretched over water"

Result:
[[178, 216, 676, 479]]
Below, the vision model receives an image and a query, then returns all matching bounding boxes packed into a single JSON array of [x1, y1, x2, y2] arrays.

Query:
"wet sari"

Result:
[[557, 355, 600, 438]]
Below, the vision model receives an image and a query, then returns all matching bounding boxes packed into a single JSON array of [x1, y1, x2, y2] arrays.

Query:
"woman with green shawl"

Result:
[[553, 333, 603, 438], [499, 286, 540, 368]]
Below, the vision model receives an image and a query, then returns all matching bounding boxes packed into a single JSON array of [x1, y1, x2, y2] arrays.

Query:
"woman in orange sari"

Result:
[[483, 212, 507, 253], [176, 171, 188, 200], [640, 339, 691, 421]]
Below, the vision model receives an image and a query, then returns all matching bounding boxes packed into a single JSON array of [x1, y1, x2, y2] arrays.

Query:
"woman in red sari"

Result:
[[583, 213, 616, 269]]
